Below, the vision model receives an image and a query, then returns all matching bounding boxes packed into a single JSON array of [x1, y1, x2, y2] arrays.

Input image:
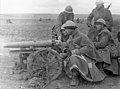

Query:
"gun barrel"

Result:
[[4, 40, 52, 48]]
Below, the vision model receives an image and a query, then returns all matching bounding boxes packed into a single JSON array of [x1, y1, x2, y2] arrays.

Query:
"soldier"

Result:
[[93, 19, 119, 75], [87, 0, 113, 33], [53, 5, 74, 42], [58, 20, 106, 86]]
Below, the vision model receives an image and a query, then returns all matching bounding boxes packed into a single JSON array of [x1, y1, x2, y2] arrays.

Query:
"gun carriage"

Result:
[[4, 39, 70, 83]]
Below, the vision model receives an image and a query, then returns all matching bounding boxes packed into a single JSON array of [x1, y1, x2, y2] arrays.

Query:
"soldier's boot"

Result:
[[96, 62, 106, 76], [70, 69, 79, 86]]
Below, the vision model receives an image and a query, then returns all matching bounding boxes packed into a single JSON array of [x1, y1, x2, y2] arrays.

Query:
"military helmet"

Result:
[[95, 19, 106, 26], [64, 5, 73, 13], [61, 20, 77, 30], [96, 0, 104, 6]]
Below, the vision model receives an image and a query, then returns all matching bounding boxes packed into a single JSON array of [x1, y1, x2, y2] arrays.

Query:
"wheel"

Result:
[[27, 48, 63, 82]]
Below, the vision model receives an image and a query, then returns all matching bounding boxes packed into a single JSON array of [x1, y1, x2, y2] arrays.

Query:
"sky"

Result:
[[0, 0, 120, 14]]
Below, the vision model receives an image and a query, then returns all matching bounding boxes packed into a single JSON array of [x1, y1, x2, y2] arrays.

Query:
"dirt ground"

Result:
[[0, 17, 120, 89], [0, 54, 29, 89], [0, 50, 120, 89]]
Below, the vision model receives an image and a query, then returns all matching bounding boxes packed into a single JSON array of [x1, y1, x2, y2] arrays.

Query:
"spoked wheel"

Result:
[[27, 48, 63, 82]]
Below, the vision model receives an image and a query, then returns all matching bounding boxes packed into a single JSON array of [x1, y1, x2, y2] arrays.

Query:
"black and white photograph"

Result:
[[0, 0, 120, 89]]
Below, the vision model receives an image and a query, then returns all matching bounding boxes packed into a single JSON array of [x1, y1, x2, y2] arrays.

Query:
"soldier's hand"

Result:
[[60, 53, 67, 59], [54, 40, 61, 45], [58, 36, 61, 41]]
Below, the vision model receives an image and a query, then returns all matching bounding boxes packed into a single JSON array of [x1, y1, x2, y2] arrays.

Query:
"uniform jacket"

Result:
[[93, 28, 113, 49], [87, 5, 113, 30], [65, 29, 102, 62], [93, 28, 113, 64], [93, 28, 119, 75]]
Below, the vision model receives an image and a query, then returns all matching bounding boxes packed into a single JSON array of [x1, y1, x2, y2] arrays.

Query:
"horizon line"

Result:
[[0, 13, 120, 15]]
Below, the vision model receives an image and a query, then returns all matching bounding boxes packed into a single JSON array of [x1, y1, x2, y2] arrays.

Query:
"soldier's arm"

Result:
[[106, 10, 113, 29], [72, 36, 93, 55], [87, 10, 94, 27], [94, 32, 109, 49]]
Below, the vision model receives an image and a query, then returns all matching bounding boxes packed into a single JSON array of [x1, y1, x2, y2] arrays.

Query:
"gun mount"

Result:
[[4, 39, 65, 82]]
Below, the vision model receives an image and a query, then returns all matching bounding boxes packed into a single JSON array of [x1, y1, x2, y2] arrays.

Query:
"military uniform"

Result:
[[93, 27, 119, 75], [87, 5, 113, 32], [93, 28, 113, 63], [63, 29, 106, 82]]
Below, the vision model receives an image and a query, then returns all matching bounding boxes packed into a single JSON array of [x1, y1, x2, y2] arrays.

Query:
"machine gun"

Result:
[[4, 40, 60, 65], [4, 40, 69, 83], [4, 39, 71, 83]]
